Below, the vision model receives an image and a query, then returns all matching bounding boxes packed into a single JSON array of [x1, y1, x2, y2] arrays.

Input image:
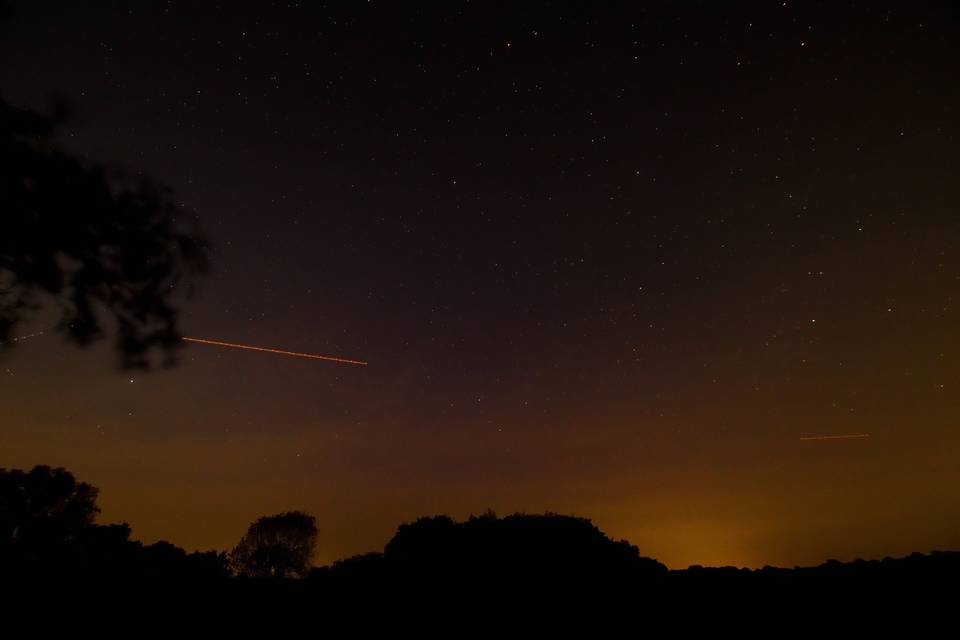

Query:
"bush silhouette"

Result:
[[230, 511, 318, 579]]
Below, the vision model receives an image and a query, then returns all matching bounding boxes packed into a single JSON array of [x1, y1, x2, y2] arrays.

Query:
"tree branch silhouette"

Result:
[[0, 94, 210, 368]]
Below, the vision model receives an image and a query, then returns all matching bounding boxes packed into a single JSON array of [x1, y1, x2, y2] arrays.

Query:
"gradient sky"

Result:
[[2, 1, 958, 568]]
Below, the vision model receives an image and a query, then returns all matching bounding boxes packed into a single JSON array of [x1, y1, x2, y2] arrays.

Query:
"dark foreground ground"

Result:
[[7, 527, 957, 629], [10, 554, 955, 633]]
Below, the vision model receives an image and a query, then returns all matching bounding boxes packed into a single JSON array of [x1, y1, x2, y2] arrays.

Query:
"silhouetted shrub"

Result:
[[230, 511, 318, 579]]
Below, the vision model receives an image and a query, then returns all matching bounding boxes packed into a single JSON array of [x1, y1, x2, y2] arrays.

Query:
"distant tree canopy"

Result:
[[381, 511, 668, 581], [4, 465, 960, 598], [0, 94, 209, 368], [0, 464, 100, 548], [230, 511, 319, 579], [0, 465, 227, 580]]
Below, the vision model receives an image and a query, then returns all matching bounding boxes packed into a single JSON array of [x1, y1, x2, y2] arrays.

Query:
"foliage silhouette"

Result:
[[0, 94, 209, 368], [0, 464, 99, 548], [0, 465, 228, 581], [230, 511, 319, 579], [2, 463, 959, 613], [375, 511, 668, 590]]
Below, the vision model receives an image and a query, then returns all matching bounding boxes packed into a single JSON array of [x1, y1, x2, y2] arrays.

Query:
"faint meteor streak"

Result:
[[0, 331, 45, 345], [799, 433, 871, 441], [182, 336, 368, 365]]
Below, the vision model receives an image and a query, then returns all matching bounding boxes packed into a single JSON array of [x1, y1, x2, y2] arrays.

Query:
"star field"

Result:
[[1, 1, 958, 568]]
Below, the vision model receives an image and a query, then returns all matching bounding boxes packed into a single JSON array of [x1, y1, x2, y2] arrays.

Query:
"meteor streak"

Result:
[[799, 433, 870, 441], [182, 336, 368, 365], [0, 331, 45, 345]]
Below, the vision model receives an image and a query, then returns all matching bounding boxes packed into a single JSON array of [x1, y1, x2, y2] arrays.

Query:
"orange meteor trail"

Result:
[[799, 433, 871, 441], [182, 336, 368, 365]]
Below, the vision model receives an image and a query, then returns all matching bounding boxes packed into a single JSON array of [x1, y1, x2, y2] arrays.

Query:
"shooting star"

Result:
[[182, 336, 368, 366], [0, 331, 45, 345], [799, 433, 871, 441]]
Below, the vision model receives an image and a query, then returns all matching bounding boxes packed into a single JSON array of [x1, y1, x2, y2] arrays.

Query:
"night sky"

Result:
[[2, 1, 959, 568]]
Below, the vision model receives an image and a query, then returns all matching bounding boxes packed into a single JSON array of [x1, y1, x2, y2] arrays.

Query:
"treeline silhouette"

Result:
[[3, 465, 957, 600], [0, 465, 227, 581]]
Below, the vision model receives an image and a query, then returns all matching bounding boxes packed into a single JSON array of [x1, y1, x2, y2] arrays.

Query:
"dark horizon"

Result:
[[4, 462, 957, 575], [2, 1, 959, 571]]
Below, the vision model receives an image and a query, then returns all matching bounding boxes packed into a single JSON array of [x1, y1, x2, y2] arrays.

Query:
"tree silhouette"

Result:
[[0, 464, 229, 580], [230, 511, 318, 579], [0, 464, 99, 549], [2, 466, 960, 599], [380, 512, 668, 586], [0, 94, 209, 368]]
